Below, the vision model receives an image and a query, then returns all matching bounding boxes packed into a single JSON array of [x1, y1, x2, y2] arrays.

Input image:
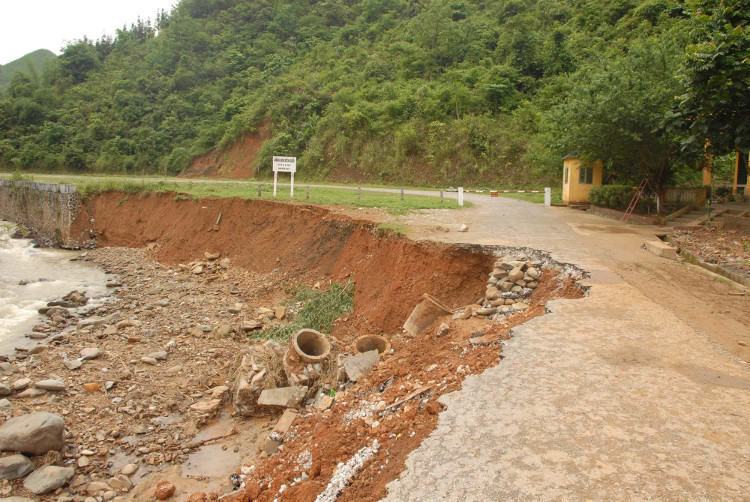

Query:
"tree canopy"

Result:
[[0, 0, 733, 190], [670, 0, 750, 155]]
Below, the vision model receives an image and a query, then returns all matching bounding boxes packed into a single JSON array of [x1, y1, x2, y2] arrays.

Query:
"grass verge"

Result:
[[14, 175, 467, 212]]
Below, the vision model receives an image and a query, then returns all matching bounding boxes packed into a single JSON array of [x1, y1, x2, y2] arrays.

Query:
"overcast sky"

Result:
[[0, 0, 178, 65]]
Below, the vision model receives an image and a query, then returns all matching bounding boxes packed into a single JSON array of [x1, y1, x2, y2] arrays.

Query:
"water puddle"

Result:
[[182, 413, 267, 479]]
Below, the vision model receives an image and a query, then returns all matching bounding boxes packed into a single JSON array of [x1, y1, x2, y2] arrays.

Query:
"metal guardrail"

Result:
[[0, 180, 76, 193]]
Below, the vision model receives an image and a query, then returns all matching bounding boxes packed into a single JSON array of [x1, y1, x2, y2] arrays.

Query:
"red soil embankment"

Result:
[[71, 193, 493, 335]]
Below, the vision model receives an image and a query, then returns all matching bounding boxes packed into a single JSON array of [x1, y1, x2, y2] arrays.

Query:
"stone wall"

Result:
[[0, 180, 81, 247]]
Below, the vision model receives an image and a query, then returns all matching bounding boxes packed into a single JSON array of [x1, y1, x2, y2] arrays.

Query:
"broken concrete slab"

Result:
[[643, 240, 677, 260], [257, 386, 307, 408], [273, 409, 299, 434], [343, 349, 379, 382], [315, 395, 334, 410]]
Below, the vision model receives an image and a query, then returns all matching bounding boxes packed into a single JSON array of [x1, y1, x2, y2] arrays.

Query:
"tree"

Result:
[[549, 35, 691, 211], [670, 0, 750, 154], [59, 40, 100, 84]]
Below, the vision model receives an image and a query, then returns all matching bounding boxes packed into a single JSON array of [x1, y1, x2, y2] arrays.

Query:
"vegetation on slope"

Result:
[[0, 49, 56, 90], [0, 0, 746, 190]]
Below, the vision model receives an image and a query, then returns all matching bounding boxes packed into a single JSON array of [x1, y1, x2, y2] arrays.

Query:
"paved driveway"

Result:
[[384, 194, 750, 501]]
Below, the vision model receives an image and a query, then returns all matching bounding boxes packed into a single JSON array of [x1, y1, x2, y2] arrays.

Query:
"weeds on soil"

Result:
[[262, 281, 355, 341]]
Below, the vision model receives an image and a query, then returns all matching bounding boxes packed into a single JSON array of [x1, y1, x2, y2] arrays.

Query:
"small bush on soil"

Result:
[[262, 281, 354, 341], [588, 185, 634, 210]]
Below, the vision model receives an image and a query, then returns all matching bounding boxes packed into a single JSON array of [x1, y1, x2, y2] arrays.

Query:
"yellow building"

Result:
[[562, 154, 603, 205]]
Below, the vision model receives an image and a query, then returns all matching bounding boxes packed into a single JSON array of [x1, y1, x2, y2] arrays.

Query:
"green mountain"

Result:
[[0, 0, 730, 188], [0, 49, 56, 90]]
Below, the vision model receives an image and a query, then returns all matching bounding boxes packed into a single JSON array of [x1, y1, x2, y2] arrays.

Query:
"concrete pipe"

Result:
[[290, 329, 331, 363], [355, 335, 391, 355], [403, 294, 452, 336]]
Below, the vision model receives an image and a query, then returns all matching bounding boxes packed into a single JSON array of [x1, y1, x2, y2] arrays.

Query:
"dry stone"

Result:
[[0, 412, 65, 455], [0, 454, 35, 480], [23, 465, 75, 494]]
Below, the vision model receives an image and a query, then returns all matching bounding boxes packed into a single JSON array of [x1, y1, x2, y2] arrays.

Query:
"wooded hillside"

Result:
[[0, 0, 745, 187]]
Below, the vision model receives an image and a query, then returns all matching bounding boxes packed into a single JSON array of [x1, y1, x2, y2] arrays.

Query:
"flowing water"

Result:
[[0, 221, 110, 354]]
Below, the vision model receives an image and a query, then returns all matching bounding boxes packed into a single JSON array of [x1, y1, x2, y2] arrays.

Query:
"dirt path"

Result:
[[379, 195, 750, 500]]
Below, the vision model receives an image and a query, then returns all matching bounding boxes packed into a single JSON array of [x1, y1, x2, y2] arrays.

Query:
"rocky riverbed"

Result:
[[0, 246, 305, 500], [0, 242, 585, 501]]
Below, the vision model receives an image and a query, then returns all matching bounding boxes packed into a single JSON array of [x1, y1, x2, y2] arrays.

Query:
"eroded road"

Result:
[[382, 194, 750, 500]]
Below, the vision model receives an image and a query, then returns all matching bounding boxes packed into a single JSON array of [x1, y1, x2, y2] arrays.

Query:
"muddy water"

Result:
[[0, 221, 109, 353]]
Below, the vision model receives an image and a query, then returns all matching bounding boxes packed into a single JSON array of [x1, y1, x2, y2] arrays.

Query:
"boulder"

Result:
[[23, 465, 75, 494], [0, 412, 65, 455], [0, 454, 35, 480], [343, 350, 379, 382]]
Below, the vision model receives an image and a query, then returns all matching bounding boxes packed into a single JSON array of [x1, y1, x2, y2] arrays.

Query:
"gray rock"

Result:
[[0, 412, 65, 455], [120, 463, 138, 476], [16, 388, 45, 398], [147, 351, 168, 361], [22, 465, 75, 494], [12, 378, 31, 391], [78, 316, 106, 328], [475, 307, 497, 316], [140, 356, 158, 365], [507, 267, 524, 283], [0, 363, 18, 374], [64, 359, 83, 370], [343, 350, 379, 382], [0, 385, 10, 397], [257, 386, 308, 408], [0, 399, 12, 412], [526, 267, 540, 280], [34, 380, 66, 391], [0, 454, 35, 480], [80, 347, 101, 360], [0, 497, 37, 502], [436, 322, 450, 338]]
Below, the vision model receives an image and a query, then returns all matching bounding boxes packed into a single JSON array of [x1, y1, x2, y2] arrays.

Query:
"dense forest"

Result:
[[0, 0, 746, 188]]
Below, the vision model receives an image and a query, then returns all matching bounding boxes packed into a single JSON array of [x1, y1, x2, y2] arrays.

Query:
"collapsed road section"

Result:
[[0, 193, 586, 501]]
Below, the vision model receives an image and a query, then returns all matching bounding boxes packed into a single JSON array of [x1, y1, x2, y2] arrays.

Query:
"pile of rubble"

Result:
[[455, 255, 541, 320]]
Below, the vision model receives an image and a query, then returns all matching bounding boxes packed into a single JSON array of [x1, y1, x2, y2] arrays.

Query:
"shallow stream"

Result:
[[0, 221, 110, 353]]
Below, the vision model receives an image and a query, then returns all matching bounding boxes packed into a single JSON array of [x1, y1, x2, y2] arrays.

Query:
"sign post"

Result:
[[544, 187, 551, 207], [272, 156, 297, 198], [458, 187, 464, 206]]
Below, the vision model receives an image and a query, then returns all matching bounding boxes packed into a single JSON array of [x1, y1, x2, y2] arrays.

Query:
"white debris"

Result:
[[315, 440, 380, 502]]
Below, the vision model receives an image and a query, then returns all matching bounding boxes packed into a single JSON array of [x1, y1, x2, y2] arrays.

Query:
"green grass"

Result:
[[494, 188, 562, 204], [377, 222, 409, 234], [261, 281, 355, 341], [11, 174, 467, 212]]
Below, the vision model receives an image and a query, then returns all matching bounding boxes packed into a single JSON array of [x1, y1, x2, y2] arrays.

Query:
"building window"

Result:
[[564, 167, 568, 184], [579, 166, 593, 184]]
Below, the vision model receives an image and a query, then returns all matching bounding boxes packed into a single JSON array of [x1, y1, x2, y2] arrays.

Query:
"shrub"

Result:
[[588, 184, 634, 210]]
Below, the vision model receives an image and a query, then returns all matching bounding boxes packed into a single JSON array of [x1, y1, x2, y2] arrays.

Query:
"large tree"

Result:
[[670, 0, 750, 155], [549, 34, 691, 211]]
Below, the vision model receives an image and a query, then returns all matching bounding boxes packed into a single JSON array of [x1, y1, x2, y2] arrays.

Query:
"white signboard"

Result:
[[273, 156, 297, 173], [272, 156, 297, 197]]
